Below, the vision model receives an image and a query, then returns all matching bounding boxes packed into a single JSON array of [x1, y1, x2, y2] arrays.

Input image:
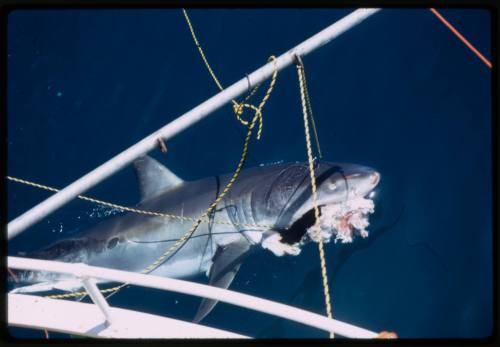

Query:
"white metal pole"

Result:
[[7, 8, 381, 239], [81, 277, 114, 326], [7, 256, 379, 338]]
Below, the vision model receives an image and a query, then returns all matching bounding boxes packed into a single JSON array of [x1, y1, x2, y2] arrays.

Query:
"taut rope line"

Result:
[[6, 176, 273, 230], [182, 8, 273, 139], [295, 55, 334, 338]]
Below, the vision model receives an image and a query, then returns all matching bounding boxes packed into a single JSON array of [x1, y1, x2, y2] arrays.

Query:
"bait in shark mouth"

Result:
[[10, 156, 380, 322], [308, 196, 375, 244]]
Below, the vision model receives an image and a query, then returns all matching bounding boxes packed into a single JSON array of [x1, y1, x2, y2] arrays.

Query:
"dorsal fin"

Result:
[[133, 155, 183, 202]]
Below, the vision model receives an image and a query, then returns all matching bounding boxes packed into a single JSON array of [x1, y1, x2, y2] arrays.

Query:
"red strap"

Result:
[[430, 8, 492, 69], [377, 331, 398, 339]]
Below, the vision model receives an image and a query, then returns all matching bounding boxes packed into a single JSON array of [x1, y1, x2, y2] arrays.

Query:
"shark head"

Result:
[[311, 162, 380, 206], [248, 161, 380, 246], [303, 162, 380, 244]]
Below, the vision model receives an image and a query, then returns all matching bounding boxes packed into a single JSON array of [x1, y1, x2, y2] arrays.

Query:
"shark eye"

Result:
[[107, 237, 119, 249]]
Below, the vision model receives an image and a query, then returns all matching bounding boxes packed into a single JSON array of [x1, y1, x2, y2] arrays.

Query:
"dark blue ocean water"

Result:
[[7, 9, 492, 339]]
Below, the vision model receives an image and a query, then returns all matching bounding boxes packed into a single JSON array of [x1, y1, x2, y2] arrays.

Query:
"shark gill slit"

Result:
[[275, 165, 348, 231]]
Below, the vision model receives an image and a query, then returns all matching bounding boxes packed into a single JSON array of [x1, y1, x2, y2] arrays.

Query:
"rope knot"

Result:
[[231, 55, 278, 141]]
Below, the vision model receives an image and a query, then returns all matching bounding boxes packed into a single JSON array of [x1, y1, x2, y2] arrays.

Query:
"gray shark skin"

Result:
[[11, 156, 380, 323]]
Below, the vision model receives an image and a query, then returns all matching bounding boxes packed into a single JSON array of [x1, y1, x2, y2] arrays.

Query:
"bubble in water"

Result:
[[86, 206, 124, 219]]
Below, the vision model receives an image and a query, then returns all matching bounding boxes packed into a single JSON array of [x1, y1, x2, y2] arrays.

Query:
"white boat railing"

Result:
[[8, 256, 379, 339], [9, 294, 250, 338]]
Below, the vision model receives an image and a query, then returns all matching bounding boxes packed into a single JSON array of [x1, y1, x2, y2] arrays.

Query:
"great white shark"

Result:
[[10, 156, 380, 322]]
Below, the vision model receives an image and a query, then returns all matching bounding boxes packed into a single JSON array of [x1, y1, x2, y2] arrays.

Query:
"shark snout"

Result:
[[359, 170, 380, 196], [342, 167, 380, 198], [370, 172, 380, 186]]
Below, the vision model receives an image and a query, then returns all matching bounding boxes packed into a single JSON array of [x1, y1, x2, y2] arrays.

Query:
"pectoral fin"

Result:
[[193, 240, 250, 323]]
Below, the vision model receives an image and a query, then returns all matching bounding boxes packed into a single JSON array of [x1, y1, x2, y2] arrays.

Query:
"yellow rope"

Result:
[[6, 176, 273, 230], [182, 8, 270, 139], [296, 57, 334, 338], [182, 8, 224, 92], [300, 68, 322, 159]]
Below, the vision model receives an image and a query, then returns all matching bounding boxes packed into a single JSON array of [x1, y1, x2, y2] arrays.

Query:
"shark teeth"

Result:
[[305, 196, 375, 244]]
